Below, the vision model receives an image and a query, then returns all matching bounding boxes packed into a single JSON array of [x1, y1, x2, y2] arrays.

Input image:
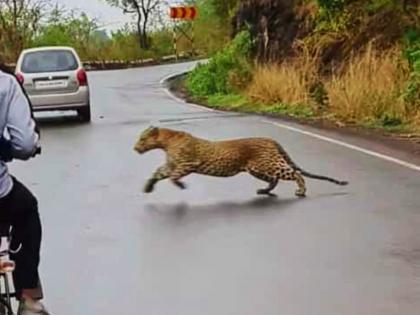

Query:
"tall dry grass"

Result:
[[247, 63, 311, 106], [325, 45, 410, 123], [246, 46, 319, 107], [246, 44, 417, 129]]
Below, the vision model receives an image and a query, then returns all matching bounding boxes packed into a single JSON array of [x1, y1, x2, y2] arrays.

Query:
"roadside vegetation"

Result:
[[0, 0, 229, 64], [1, 0, 418, 135], [185, 0, 420, 135]]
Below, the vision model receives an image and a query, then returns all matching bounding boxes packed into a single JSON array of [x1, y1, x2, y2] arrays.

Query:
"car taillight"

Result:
[[15, 73, 24, 85], [77, 68, 88, 86]]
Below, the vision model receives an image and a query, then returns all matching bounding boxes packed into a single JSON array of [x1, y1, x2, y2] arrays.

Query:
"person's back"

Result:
[[0, 68, 50, 315], [0, 70, 39, 195]]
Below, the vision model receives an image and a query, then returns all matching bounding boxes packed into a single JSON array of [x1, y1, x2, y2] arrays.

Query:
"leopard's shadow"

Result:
[[144, 196, 298, 223], [144, 191, 349, 224]]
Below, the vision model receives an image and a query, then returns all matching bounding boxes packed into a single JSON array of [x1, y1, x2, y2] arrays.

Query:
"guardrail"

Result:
[[4, 52, 196, 73]]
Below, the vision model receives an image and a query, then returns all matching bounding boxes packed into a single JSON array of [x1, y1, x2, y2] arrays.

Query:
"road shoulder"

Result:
[[164, 72, 420, 169]]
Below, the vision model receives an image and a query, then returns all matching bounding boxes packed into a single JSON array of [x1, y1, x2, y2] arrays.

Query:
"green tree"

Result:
[[107, 27, 143, 60], [33, 7, 99, 60], [210, 0, 240, 25], [191, 0, 238, 55], [104, 0, 163, 49], [0, 0, 48, 61]]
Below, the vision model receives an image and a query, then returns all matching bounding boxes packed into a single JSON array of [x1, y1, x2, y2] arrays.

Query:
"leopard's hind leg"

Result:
[[257, 179, 279, 196], [247, 168, 279, 196], [293, 172, 306, 197], [276, 166, 307, 197]]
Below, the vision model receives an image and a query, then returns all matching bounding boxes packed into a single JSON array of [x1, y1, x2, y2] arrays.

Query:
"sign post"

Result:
[[169, 6, 198, 60]]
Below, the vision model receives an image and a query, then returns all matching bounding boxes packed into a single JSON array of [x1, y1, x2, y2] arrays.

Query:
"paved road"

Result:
[[11, 62, 420, 315]]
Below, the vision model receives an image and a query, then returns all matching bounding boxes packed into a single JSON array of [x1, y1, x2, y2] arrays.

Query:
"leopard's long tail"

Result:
[[296, 169, 348, 185], [275, 142, 348, 186]]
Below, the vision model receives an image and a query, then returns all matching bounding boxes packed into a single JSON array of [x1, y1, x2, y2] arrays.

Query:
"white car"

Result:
[[15, 46, 91, 122]]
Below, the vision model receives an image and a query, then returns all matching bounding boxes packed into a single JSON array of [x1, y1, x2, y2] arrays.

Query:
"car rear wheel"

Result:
[[78, 105, 91, 122]]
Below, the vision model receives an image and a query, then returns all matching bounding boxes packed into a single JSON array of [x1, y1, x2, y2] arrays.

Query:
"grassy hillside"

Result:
[[186, 0, 420, 135]]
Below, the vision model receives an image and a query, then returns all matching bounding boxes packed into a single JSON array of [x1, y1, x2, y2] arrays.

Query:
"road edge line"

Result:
[[159, 71, 218, 113], [263, 120, 420, 172]]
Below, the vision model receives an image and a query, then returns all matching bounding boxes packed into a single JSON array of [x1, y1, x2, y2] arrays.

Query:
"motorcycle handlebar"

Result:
[[33, 146, 41, 157]]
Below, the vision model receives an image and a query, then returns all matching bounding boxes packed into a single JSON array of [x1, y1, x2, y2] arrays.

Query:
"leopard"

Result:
[[134, 126, 348, 197]]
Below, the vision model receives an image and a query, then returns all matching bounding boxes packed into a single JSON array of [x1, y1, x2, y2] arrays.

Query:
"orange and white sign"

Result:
[[169, 7, 198, 20]]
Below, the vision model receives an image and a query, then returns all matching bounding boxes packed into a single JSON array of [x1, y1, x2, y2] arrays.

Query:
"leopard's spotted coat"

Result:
[[134, 127, 348, 196]]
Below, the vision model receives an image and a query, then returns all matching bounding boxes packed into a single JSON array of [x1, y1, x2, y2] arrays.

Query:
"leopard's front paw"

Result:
[[143, 180, 156, 193], [173, 180, 187, 190]]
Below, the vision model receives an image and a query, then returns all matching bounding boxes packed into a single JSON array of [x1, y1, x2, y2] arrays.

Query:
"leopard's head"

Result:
[[134, 126, 160, 154]]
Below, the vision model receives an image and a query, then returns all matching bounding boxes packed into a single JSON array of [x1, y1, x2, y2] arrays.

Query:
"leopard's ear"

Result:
[[149, 126, 159, 134], [142, 125, 158, 138]]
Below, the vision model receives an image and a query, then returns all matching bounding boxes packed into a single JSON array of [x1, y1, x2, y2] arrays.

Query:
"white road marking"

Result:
[[159, 71, 218, 113], [263, 120, 420, 172]]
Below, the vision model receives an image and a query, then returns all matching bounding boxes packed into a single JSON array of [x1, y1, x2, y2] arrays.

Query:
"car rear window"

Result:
[[21, 50, 79, 73]]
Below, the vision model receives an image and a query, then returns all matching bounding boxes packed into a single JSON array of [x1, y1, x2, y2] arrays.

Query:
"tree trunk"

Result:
[[141, 13, 149, 49], [136, 13, 143, 49], [139, 29, 149, 49], [135, 9, 149, 50]]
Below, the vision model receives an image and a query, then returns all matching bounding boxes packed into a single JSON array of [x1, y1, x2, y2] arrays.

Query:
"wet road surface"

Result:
[[10, 62, 420, 315]]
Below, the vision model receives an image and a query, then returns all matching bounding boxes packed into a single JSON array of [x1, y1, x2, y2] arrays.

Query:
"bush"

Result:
[[186, 30, 253, 98], [192, 0, 234, 55], [317, 0, 346, 11], [402, 28, 420, 106]]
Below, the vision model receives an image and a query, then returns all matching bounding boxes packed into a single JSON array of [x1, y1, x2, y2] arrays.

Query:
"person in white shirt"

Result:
[[0, 65, 49, 315]]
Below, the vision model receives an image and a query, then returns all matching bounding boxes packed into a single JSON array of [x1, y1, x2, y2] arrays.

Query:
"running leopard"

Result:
[[134, 126, 348, 196]]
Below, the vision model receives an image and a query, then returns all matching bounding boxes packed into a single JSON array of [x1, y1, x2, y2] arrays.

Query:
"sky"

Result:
[[54, 0, 180, 32], [54, 0, 134, 31]]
